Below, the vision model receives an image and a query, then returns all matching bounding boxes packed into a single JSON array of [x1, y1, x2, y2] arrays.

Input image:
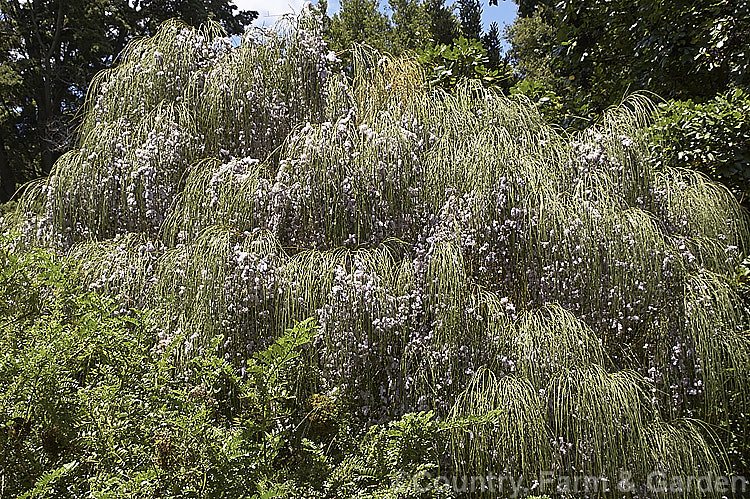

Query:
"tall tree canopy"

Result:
[[0, 0, 257, 202], [132, 0, 257, 36], [422, 0, 460, 45], [503, 0, 750, 204], [457, 0, 482, 40], [482, 21, 502, 68], [326, 0, 391, 54], [326, 0, 462, 56], [325, 0, 510, 81], [505, 0, 750, 114]]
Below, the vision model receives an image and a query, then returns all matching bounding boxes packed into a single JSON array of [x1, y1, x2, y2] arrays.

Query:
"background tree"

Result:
[[418, 36, 510, 91], [132, 0, 256, 36], [389, 0, 430, 52], [423, 0, 459, 45], [495, 0, 551, 18], [388, 0, 466, 53], [481, 21, 502, 69], [456, 0, 482, 41], [0, 0, 256, 203], [326, 0, 460, 56], [506, 0, 750, 114], [503, 1, 750, 202], [326, 0, 391, 55], [504, 7, 555, 86], [323, 0, 513, 95]]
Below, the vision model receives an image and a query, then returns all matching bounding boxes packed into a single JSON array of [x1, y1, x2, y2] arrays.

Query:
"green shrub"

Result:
[[0, 240, 314, 496], [326, 411, 454, 498], [417, 36, 512, 92], [508, 79, 564, 124], [650, 88, 750, 206]]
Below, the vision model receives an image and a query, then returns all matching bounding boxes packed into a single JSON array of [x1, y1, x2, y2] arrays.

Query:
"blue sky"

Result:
[[237, 1, 518, 34]]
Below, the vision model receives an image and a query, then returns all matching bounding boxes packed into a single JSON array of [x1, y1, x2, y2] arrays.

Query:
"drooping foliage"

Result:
[[8, 10, 750, 497]]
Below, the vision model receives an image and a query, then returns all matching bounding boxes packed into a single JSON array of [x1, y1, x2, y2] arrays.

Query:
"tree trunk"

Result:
[[36, 77, 56, 174], [0, 136, 15, 203], [29, 0, 63, 175]]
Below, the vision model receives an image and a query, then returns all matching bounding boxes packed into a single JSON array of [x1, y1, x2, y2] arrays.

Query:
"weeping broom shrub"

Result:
[[449, 369, 551, 482], [7, 8, 750, 497], [28, 16, 338, 246]]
